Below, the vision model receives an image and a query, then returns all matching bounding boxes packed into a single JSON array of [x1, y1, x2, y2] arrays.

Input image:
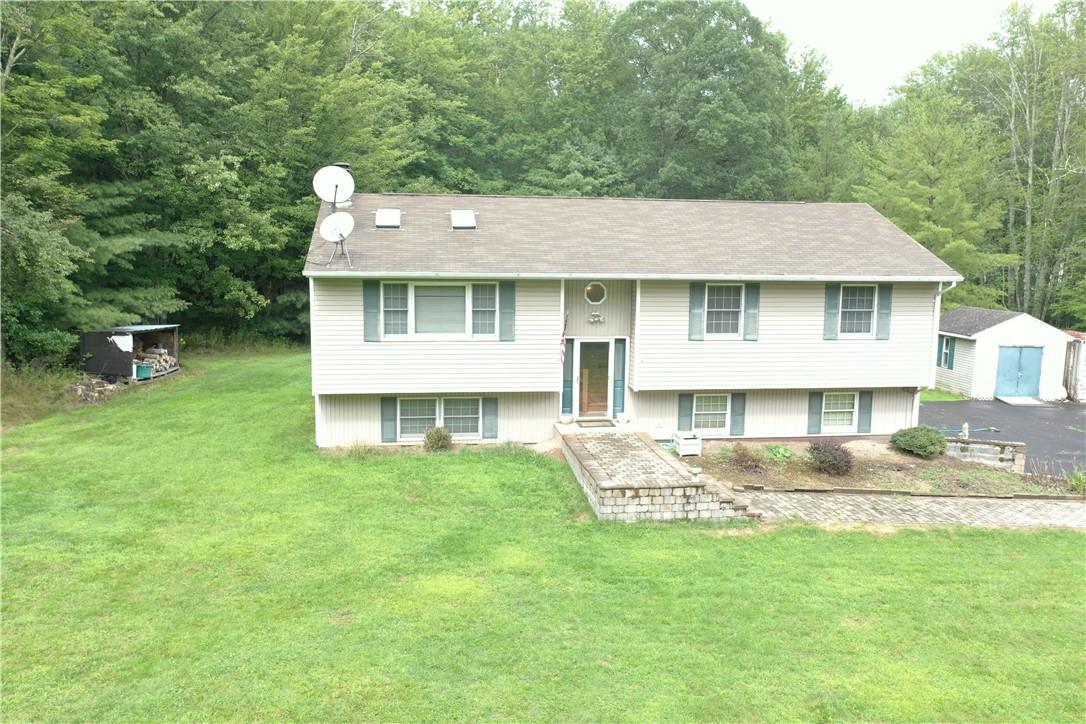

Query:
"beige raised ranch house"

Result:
[[304, 194, 962, 447]]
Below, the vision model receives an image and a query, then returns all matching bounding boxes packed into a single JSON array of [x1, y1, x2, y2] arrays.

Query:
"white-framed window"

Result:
[[442, 397, 481, 435], [584, 281, 607, 305], [381, 282, 498, 339], [822, 392, 858, 432], [940, 336, 952, 368], [840, 285, 876, 336], [397, 396, 483, 440], [705, 284, 743, 337], [472, 283, 497, 335], [398, 398, 438, 438], [693, 394, 729, 432], [382, 283, 409, 336]]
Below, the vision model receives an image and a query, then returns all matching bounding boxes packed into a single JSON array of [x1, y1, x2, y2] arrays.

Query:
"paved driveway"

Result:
[[920, 400, 1086, 474]]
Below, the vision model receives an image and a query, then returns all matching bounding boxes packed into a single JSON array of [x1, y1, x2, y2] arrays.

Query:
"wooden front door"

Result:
[[578, 341, 610, 417]]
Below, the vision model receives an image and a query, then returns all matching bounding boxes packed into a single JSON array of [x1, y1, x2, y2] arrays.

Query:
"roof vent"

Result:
[[450, 209, 476, 229], [375, 208, 401, 229]]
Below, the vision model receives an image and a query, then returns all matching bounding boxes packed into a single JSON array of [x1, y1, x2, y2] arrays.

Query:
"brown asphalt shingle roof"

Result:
[[303, 193, 961, 280]]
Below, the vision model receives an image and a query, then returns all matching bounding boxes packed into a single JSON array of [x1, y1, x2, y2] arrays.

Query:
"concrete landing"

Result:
[[996, 396, 1045, 406]]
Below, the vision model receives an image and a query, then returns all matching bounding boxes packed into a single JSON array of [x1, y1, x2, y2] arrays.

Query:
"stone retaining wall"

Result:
[[559, 431, 754, 522], [945, 438, 1026, 473]]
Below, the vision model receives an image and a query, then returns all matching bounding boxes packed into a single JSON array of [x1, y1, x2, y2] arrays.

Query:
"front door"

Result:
[[996, 346, 1043, 397], [578, 341, 611, 417]]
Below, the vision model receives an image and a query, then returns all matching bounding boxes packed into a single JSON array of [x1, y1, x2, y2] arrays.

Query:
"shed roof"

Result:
[[87, 324, 179, 334], [939, 306, 1025, 337], [303, 193, 961, 281]]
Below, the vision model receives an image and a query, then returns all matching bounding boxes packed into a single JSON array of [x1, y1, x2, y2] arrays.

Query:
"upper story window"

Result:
[[584, 282, 607, 305], [840, 285, 875, 336], [706, 284, 743, 337], [381, 282, 498, 339]]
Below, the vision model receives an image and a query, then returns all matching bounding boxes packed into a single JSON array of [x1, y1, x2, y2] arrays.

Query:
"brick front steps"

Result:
[[559, 429, 760, 523]]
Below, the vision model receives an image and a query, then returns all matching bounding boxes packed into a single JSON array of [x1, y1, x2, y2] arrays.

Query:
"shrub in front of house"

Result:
[[809, 441, 853, 476], [424, 426, 453, 452], [765, 443, 794, 462], [890, 425, 947, 459], [731, 443, 765, 472], [1067, 470, 1086, 494]]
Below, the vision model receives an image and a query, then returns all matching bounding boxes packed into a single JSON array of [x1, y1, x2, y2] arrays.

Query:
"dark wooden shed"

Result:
[[80, 324, 180, 382]]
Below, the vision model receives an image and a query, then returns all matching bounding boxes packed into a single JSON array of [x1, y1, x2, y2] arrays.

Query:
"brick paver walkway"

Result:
[[742, 490, 1086, 528], [571, 432, 690, 489]]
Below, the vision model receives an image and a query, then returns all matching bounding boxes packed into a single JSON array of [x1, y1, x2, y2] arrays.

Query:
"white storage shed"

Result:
[[934, 306, 1073, 401]]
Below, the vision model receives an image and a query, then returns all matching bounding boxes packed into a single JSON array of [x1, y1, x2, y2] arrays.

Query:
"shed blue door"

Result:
[[995, 346, 1043, 397]]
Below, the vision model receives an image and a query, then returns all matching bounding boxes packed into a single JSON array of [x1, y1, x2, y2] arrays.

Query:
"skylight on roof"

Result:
[[450, 209, 476, 229], [375, 208, 401, 228]]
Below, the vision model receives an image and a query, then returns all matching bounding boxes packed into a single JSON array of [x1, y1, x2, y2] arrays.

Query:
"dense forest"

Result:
[[1, 0, 1083, 366]]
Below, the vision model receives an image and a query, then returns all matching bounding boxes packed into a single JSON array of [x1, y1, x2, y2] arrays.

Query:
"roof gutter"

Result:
[[303, 270, 964, 283], [928, 279, 960, 389]]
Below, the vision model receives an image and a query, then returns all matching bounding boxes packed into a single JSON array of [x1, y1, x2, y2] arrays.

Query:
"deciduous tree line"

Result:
[[1, 0, 1082, 365]]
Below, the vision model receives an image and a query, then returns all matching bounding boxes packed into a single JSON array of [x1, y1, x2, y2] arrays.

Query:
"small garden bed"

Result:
[[687, 439, 1083, 497]]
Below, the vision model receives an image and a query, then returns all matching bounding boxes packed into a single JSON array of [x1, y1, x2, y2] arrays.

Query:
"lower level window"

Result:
[[443, 398, 480, 435], [399, 398, 437, 437], [398, 397, 481, 439], [693, 394, 729, 431], [822, 392, 857, 431]]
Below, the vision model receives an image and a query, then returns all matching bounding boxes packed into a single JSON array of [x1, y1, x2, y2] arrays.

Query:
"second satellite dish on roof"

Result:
[[319, 211, 355, 242], [312, 165, 355, 205]]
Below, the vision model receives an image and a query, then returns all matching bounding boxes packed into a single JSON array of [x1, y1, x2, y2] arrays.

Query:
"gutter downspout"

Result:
[[917, 279, 959, 424]]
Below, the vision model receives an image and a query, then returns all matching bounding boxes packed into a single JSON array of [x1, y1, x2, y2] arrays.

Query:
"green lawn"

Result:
[[4, 351, 1084, 721], [920, 387, 970, 401]]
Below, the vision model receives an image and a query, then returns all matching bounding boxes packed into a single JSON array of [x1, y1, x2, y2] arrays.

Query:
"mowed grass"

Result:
[[920, 387, 970, 402], [3, 351, 1084, 721]]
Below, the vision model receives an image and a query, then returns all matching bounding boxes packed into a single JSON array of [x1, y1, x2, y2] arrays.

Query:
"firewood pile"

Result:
[[67, 375, 120, 403], [136, 345, 177, 375]]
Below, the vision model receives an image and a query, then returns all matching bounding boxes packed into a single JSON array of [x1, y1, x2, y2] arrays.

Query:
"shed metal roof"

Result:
[[303, 193, 962, 281], [86, 324, 179, 334]]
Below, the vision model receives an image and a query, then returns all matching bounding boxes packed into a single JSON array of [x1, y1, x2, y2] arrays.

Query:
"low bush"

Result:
[[890, 425, 948, 459], [423, 426, 453, 452], [731, 443, 765, 472], [765, 443, 794, 462], [713, 444, 733, 462], [1067, 470, 1086, 494], [808, 441, 853, 476]]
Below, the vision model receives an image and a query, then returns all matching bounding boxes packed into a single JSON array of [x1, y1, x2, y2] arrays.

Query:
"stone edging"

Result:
[[733, 483, 1086, 502]]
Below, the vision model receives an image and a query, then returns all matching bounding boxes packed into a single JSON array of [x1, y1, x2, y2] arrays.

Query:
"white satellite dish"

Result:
[[312, 165, 355, 206], [319, 211, 355, 242], [318, 211, 355, 268]]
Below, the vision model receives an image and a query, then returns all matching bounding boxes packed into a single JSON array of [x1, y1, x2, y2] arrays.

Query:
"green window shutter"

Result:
[[743, 284, 760, 341], [823, 284, 840, 340], [677, 393, 693, 431], [807, 391, 823, 434], [857, 390, 873, 433], [482, 397, 498, 439], [688, 283, 705, 341], [948, 337, 956, 369], [876, 284, 893, 339], [561, 339, 574, 415], [499, 282, 516, 341], [380, 397, 397, 442], [363, 281, 380, 342], [613, 339, 626, 414], [730, 392, 746, 436], [936, 334, 945, 365]]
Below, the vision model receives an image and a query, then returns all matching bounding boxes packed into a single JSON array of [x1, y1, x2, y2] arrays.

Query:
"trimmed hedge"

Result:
[[890, 425, 947, 459], [809, 441, 853, 476], [424, 426, 453, 452]]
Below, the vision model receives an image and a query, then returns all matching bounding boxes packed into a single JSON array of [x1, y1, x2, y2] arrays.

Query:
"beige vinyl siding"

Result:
[[633, 281, 938, 390], [311, 278, 562, 394], [630, 388, 916, 440], [628, 282, 639, 389], [316, 392, 558, 447], [934, 337, 975, 396], [562, 280, 633, 338]]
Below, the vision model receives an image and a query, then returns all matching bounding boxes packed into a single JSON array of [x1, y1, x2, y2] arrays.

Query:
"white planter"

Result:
[[672, 431, 702, 457]]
